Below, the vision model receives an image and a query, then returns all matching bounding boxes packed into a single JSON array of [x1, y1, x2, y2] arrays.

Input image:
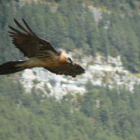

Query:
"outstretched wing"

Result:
[[9, 18, 58, 57], [45, 63, 85, 77]]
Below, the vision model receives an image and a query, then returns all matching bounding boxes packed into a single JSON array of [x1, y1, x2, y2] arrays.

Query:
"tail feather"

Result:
[[0, 61, 25, 75]]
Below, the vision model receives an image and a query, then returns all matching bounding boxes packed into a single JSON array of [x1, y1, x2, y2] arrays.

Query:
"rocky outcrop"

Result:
[[19, 55, 140, 99]]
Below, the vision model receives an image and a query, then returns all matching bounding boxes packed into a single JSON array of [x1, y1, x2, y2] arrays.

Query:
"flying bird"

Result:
[[0, 18, 85, 77]]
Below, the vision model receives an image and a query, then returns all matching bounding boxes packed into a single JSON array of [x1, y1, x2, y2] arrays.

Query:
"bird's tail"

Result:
[[0, 61, 26, 75]]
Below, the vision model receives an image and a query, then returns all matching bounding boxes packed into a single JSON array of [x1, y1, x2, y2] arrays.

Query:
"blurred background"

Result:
[[0, 0, 140, 139]]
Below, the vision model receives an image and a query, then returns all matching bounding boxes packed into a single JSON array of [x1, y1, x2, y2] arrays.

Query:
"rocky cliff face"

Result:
[[18, 55, 140, 99]]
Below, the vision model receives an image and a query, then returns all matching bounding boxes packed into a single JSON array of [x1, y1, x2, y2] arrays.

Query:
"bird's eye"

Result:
[[67, 57, 73, 64]]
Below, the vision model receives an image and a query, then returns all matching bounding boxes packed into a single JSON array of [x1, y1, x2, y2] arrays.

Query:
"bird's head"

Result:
[[59, 52, 74, 65]]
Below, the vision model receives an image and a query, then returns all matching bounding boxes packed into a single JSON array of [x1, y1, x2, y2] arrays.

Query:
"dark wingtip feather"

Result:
[[14, 18, 17, 23], [14, 18, 30, 34], [8, 31, 15, 34], [8, 25, 22, 34], [9, 35, 13, 37], [22, 18, 36, 36]]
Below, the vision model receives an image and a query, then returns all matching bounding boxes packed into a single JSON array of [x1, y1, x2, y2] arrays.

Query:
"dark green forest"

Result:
[[0, 77, 140, 140], [0, 0, 140, 139]]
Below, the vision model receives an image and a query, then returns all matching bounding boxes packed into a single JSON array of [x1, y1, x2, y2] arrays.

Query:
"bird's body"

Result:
[[17, 52, 68, 68], [0, 19, 85, 77]]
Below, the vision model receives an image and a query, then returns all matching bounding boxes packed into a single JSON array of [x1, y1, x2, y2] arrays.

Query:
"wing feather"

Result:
[[8, 18, 58, 57], [22, 18, 36, 35], [14, 18, 30, 34], [45, 63, 85, 77], [9, 26, 24, 35]]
